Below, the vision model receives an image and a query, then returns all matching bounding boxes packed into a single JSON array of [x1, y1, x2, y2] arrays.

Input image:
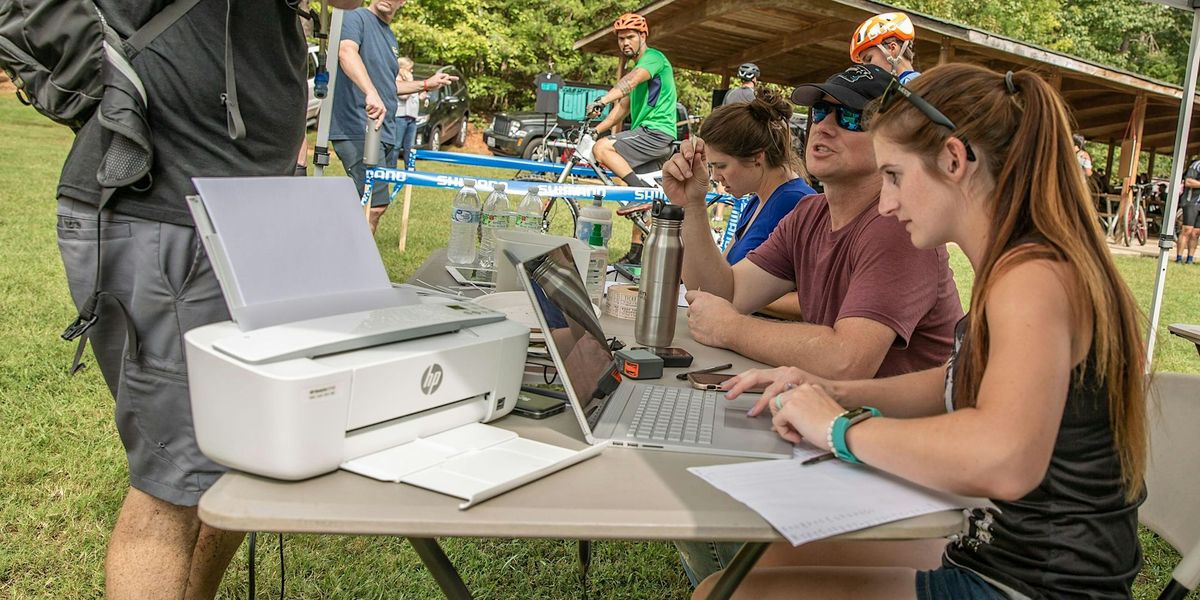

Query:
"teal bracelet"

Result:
[[831, 406, 881, 464]]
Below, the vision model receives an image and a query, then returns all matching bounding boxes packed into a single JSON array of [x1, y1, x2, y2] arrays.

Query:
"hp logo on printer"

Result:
[[420, 364, 444, 395]]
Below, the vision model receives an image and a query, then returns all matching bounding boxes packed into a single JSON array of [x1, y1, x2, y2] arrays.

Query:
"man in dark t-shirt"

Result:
[[664, 64, 962, 380], [54, 2, 360, 597]]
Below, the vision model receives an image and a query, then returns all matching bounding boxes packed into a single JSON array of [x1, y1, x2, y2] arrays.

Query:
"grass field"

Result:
[[1, 93, 1198, 599]]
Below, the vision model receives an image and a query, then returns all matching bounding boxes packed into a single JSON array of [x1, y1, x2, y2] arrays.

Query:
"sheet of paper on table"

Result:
[[690, 451, 982, 546]]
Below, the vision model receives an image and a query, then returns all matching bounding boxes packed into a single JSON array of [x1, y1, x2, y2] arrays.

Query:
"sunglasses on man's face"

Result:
[[810, 101, 865, 133], [878, 78, 976, 162]]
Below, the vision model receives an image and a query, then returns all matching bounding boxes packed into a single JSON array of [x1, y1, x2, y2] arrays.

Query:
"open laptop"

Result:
[[510, 244, 792, 459]]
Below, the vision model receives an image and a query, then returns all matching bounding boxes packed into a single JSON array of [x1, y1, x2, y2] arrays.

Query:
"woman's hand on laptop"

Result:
[[726, 366, 829, 417]]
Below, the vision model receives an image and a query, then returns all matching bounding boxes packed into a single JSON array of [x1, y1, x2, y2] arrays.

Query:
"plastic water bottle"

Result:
[[479, 182, 511, 268], [576, 193, 613, 246], [514, 186, 544, 231], [586, 223, 608, 308], [447, 179, 481, 265]]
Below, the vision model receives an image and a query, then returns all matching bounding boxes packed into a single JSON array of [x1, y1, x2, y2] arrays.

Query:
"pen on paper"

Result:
[[801, 452, 837, 466]]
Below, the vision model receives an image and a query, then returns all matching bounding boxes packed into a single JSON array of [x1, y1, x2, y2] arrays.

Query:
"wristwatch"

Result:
[[830, 406, 881, 464]]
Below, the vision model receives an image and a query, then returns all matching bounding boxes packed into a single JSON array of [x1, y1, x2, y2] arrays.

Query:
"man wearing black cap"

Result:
[[664, 64, 962, 382], [664, 62, 964, 586]]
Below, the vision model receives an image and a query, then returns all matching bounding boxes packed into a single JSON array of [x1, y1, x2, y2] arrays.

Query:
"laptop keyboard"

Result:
[[627, 386, 718, 445]]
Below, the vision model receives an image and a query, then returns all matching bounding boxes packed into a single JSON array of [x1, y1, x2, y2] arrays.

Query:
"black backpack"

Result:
[[0, 1, 220, 195], [0, 0, 254, 373]]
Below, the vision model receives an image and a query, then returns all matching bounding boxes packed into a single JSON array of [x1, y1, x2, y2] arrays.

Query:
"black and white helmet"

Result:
[[737, 63, 760, 81]]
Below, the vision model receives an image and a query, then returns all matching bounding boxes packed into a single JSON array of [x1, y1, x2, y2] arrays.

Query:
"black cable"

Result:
[[578, 540, 592, 600], [248, 531, 257, 598], [279, 533, 285, 599]]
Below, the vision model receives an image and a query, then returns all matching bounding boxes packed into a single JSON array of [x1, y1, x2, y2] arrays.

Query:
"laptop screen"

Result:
[[520, 245, 614, 423]]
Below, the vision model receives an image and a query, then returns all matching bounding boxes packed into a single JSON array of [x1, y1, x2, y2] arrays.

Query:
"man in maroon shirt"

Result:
[[662, 64, 962, 380]]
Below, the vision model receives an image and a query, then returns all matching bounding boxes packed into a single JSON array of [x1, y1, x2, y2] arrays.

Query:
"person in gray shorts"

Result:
[[52, 1, 361, 598]]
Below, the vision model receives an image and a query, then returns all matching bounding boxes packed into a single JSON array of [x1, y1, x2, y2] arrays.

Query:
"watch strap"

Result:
[[831, 406, 881, 464]]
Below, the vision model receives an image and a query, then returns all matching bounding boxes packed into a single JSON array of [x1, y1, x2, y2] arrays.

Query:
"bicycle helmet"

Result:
[[613, 13, 649, 35], [737, 63, 760, 81], [850, 12, 915, 63]]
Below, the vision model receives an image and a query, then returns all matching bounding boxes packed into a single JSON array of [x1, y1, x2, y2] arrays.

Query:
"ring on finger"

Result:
[[773, 394, 785, 411]]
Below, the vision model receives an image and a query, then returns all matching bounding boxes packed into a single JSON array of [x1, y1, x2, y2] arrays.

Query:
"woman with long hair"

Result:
[[701, 63, 1147, 598]]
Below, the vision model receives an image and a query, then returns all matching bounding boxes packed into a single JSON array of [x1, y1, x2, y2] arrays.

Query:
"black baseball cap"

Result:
[[790, 64, 895, 110]]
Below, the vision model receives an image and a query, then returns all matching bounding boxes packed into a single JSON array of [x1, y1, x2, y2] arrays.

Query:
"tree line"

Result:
[[359, 0, 1191, 120]]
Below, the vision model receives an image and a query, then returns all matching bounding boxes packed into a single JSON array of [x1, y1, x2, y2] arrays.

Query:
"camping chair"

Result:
[[1142, 372, 1200, 600]]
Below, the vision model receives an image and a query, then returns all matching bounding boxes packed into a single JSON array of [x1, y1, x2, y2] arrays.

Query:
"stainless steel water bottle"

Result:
[[363, 123, 382, 166], [635, 201, 685, 349]]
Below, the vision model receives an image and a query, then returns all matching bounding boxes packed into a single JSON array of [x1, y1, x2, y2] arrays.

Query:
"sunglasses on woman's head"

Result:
[[878, 78, 977, 162], [810, 101, 865, 133]]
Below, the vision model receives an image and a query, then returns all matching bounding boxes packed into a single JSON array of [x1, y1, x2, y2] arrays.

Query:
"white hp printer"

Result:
[[184, 177, 602, 508]]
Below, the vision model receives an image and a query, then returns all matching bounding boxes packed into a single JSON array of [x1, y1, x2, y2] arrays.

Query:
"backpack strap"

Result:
[[124, 0, 203, 53], [220, 0, 245, 140], [61, 0, 205, 374]]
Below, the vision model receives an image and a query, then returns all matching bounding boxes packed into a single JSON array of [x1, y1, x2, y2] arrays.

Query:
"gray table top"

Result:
[[1168, 323, 1200, 346], [198, 250, 964, 543]]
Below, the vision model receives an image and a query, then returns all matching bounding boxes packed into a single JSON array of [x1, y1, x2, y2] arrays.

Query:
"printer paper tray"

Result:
[[340, 422, 607, 509]]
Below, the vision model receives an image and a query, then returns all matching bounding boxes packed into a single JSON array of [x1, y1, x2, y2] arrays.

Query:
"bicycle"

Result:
[[1123, 182, 1150, 247], [527, 118, 735, 240]]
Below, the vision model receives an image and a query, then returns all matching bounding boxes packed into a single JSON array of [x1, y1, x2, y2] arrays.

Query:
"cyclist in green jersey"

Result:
[[587, 12, 679, 263]]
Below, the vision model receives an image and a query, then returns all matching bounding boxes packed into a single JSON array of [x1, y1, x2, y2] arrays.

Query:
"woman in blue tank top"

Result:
[[706, 65, 1147, 599], [681, 88, 815, 320]]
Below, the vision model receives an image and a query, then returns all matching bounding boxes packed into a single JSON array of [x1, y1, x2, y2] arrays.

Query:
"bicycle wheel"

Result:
[[1135, 203, 1148, 246], [541, 195, 580, 237]]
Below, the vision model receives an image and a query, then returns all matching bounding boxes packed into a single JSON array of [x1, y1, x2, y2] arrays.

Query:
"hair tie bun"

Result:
[[1004, 71, 1019, 95]]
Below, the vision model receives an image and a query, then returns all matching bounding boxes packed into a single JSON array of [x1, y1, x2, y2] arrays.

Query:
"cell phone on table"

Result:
[[512, 392, 567, 419], [687, 372, 766, 393]]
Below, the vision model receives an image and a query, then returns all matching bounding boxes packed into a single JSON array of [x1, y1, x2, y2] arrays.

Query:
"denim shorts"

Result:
[[916, 565, 1007, 599]]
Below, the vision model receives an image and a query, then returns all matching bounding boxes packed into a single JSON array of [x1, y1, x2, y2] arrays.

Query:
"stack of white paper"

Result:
[[689, 457, 971, 546]]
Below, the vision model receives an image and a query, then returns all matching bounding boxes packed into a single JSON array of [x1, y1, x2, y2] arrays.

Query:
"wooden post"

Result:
[[1105, 139, 1116, 179], [397, 184, 413, 251], [1116, 94, 1148, 238], [1147, 148, 1157, 178], [938, 39, 955, 66]]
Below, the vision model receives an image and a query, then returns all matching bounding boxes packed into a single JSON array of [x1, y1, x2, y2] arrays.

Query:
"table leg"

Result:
[[408, 537, 473, 599], [704, 542, 768, 600]]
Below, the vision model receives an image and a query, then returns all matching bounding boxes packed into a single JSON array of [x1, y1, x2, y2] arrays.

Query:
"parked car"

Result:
[[303, 49, 470, 150], [411, 64, 469, 151]]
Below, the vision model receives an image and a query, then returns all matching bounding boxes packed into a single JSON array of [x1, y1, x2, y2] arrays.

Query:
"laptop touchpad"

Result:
[[723, 409, 773, 431]]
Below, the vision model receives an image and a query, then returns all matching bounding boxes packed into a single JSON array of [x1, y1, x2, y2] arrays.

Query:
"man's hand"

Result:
[[662, 137, 709, 210], [364, 89, 386, 128], [685, 290, 742, 348], [587, 100, 607, 118], [424, 72, 458, 90]]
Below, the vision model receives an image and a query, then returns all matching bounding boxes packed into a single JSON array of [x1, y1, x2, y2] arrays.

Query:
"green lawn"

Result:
[[2, 93, 1198, 598]]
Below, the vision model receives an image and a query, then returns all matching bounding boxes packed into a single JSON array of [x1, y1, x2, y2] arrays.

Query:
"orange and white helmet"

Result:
[[850, 12, 915, 63], [613, 13, 648, 35]]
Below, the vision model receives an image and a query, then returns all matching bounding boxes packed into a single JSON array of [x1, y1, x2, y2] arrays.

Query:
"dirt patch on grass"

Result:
[[0, 72, 16, 94], [459, 124, 493, 156]]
